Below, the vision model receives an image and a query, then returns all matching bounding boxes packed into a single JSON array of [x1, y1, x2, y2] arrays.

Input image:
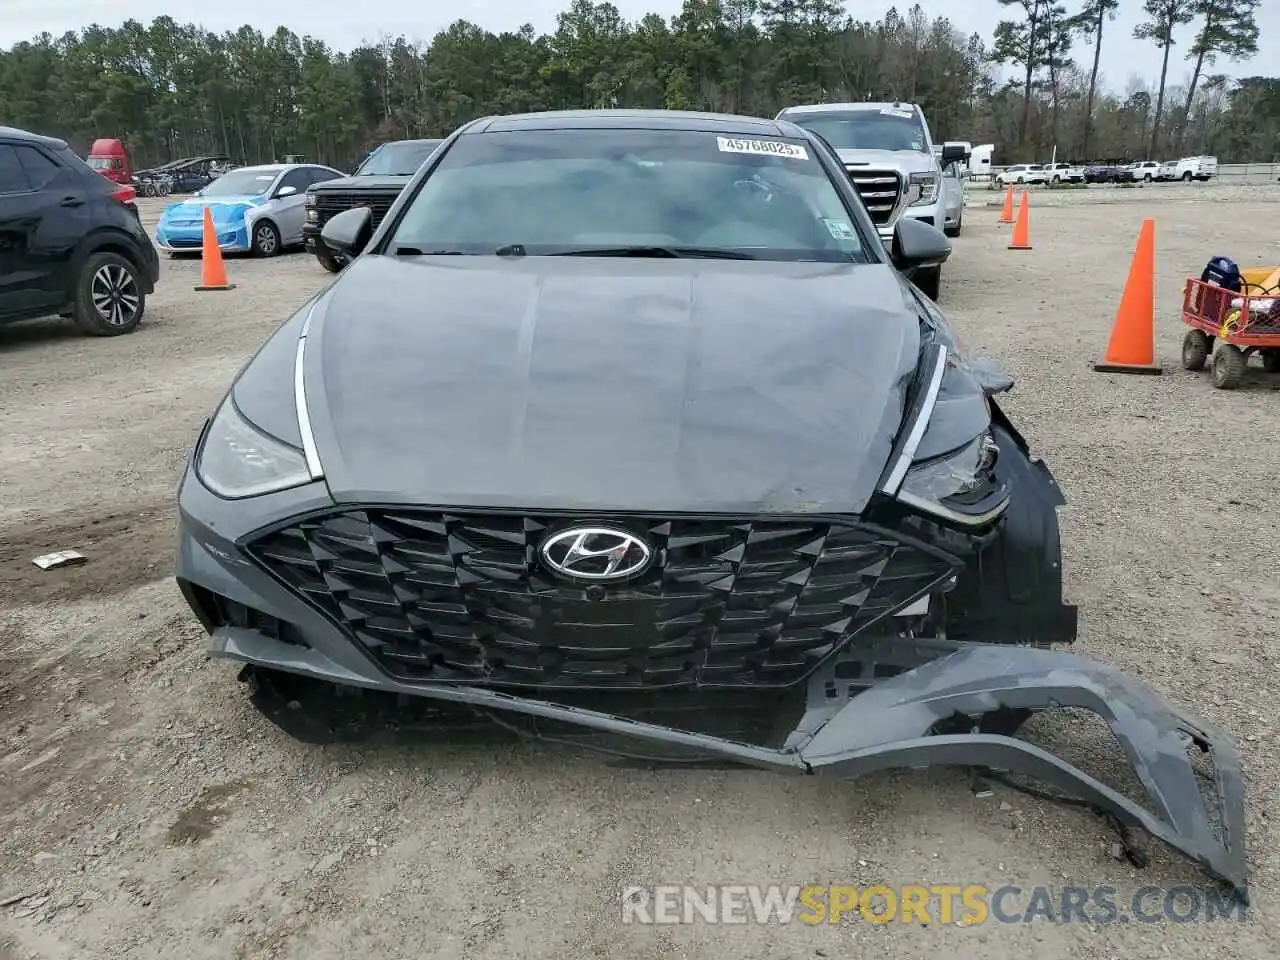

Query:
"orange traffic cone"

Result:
[[194, 206, 235, 291], [1008, 191, 1031, 250], [1093, 218, 1162, 375], [998, 185, 1015, 223]]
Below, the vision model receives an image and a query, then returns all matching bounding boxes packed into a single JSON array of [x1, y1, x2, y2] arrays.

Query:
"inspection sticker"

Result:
[[716, 137, 808, 160], [823, 218, 855, 240]]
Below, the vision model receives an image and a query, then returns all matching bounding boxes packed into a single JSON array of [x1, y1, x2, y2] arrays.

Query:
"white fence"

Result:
[[980, 163, 1278, 184]]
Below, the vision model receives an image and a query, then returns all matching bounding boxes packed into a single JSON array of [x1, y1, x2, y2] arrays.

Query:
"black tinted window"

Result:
[[278, 169, 311, 193], [307, 167, 341, 184], [0, 145, 31, 194], [16, 146, 62, 188]]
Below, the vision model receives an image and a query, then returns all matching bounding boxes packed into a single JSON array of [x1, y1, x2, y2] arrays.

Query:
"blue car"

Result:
[[155, 162, 344, 257]]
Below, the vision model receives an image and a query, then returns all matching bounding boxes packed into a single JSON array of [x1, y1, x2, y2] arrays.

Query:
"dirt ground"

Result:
[[2, 185, 1278, 959]]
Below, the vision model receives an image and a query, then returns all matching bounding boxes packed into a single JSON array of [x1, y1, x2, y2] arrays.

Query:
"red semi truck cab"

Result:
[[86, 138, 131, 184]]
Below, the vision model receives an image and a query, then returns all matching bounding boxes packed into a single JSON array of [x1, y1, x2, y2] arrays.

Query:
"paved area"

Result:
[[1, 186, 1278, 959]]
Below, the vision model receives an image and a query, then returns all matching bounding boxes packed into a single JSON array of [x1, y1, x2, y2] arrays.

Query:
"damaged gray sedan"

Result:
[[174, 109, 1246, 894]]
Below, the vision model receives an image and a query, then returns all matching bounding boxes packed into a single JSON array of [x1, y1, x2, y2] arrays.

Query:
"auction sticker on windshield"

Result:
[[716, 137, 808, 160]]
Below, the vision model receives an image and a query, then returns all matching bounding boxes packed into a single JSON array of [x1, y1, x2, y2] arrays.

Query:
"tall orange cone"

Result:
[[998, 185, 1015, 223], [194, 206, 235, 292], [1093, 218, 1162, 375], [1008, 191, 1031, 250]]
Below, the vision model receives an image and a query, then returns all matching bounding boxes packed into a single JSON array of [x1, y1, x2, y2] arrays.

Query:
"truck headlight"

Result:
[[306, 208, 318, 222], [304, 192, 316, 207], [897, 431, 1009, 526], [196, 398, 311, 499], [908, 172, 938, 206]]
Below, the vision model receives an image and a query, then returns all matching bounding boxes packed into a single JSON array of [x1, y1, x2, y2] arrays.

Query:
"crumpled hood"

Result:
[[299, 255, 922, 514], [162, 196, 265, 222], [836, 148, 937, 175]]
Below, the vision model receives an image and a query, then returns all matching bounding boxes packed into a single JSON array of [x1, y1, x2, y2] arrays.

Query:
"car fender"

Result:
[[71, 227, 152, 289]]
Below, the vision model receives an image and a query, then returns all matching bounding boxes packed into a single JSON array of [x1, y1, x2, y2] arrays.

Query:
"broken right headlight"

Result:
[[897, 430, 1010, 527]]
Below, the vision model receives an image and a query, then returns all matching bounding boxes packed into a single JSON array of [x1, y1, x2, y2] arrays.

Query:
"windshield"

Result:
[[782, 108, 928, 153], [87, 157, 119, 169], [388, 129, 866, 262], [356, 141, 442, 176], [201, 169, 277, 197]]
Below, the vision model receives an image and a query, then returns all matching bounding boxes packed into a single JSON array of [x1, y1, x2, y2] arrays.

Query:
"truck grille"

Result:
[[311, 192, 399, 231], [845, 168, 903, 225], [248, 510, 957, 691]]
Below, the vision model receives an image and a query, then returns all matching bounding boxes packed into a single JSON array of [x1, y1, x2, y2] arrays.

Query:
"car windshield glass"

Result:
[[201, 169, 277, 197], [782, 109, 928, 153], [389, 128, 866, 262], [357, 141, 441, 176], [87, 157, 117, 169]]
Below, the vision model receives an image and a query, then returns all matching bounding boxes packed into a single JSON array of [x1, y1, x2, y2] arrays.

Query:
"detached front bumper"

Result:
[[175, 487, 1246, 894]]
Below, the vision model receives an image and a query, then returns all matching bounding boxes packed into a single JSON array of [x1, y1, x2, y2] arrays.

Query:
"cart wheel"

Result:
[[1181, 330, 1211, 371], [1262, 349, 1280, 374], [1211, 344, 1247, 389]]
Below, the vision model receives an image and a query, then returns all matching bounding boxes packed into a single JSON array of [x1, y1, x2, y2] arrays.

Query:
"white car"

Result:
[[997, 164, 1049, 185], [154, 162, 345, 256], [1043, 162, 1083, 184]]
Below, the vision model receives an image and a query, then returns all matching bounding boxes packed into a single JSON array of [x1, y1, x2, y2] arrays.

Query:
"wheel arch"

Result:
[[72, 229, 153, 294]]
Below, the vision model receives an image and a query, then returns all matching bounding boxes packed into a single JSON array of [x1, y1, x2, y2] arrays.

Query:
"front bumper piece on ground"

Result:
[[213, 625, 1246, 895]]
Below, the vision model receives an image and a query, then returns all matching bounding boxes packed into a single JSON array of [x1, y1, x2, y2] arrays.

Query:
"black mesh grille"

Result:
[[312, 192, 399, 231], [247, 510, 958, 690]]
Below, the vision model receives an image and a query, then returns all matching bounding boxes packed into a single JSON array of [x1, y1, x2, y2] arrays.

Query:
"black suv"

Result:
[[303, 138, 442, 272], [1, 126, 160, 336]]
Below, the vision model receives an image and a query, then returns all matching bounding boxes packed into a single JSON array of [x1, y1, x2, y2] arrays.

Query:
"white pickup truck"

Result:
[[1043, 162, 1084, 184], [1156, 156, 1219, 182]]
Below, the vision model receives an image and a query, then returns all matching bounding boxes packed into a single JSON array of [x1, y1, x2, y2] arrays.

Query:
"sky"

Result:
[[0, 0, 1274, 93]]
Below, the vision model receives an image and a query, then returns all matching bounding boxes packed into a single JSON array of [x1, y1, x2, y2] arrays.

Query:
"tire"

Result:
[[1211, 344, 1246, 389], [1262, 349, 1280, 373], [944, 219, 961, 238], [1143, 173, 1152, 183], [1017, 176, 1025, 184], [914, 266, 941, 302], [314, 246, 345, 273], [1052, 175, 1061, 185], [1182, 171, 1193, 182], [251, 219, 282, 257], [70, 251, 145, 336], [1181, 330, 1210, 371]]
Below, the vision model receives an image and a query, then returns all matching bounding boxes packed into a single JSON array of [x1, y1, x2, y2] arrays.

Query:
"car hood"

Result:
[[311, 175, 409, 191], [162, 196, 265, 220], [290, 255, 922, 514], [836, 148, 937, 175]]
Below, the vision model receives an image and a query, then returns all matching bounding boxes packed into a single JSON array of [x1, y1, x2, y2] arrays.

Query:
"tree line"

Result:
[[0, 0, 1272, 173]]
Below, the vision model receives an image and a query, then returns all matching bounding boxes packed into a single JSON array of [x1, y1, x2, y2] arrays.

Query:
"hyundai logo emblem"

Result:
[[539, 526, 653, 582]]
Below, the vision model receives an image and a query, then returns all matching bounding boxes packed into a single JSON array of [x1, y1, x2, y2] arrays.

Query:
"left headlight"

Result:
[[908, 172, 939, 206], [196, 398, 311, 499], [897, 431, 1009, 527]]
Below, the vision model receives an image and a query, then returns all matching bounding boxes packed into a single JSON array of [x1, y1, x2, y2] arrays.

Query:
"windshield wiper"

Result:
[[394, 247, 470, 256], [548, 245, 758, 260]]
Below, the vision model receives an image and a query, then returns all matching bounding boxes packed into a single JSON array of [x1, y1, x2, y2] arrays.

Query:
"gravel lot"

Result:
[[2, 184, 1279, 959]]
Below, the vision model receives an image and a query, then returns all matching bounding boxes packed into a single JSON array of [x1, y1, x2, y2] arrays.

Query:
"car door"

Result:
[[270, 168, 313, 244], [0, 142, 77, 318]]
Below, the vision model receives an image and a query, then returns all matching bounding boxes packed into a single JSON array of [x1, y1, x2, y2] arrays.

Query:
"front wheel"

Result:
[[71, 251, 145, 336], [1182, 171, 1193, 182], [314, 246, 345, 273], [251, 220, 282, 257], [1181, 330, 1210, 371], [1143, 173, 1153, 183]]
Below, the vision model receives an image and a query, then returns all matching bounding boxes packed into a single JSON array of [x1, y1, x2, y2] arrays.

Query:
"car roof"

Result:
[[0, 125, 69, 149], [464, 109, 799, 138], [776, 102, 921, 115]]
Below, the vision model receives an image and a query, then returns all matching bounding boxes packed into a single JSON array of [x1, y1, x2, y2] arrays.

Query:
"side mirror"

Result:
[[941, 144, 967, 166], [891, 217, 951, 272], [321, 206, 373, 258], [275, 185, 298, 198]]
